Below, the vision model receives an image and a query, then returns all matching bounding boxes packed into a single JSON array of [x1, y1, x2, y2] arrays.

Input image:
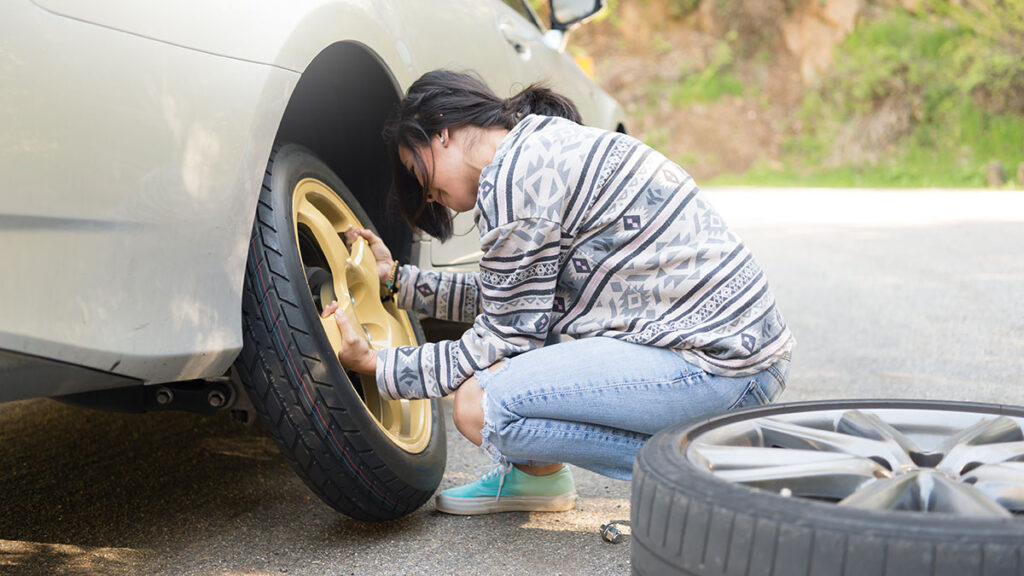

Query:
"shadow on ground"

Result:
[[0, 398, 632, 576]]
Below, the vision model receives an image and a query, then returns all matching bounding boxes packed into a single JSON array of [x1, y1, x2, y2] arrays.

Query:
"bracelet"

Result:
[[381, 260, 400, 299]]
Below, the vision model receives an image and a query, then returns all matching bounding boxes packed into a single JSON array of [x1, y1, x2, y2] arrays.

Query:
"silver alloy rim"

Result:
[[685, 407, 1024, 518]]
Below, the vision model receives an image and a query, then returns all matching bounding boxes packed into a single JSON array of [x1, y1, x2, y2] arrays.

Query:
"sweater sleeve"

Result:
[[376, 218, 561, 399], [395, 264, 481, 323]]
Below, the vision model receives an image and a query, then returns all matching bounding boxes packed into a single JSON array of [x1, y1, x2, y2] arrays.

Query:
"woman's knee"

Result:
[[452, 376, 485, 445]]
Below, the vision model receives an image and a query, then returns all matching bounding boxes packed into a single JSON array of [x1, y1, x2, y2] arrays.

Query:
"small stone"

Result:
[[987, 161, 1006, 187]]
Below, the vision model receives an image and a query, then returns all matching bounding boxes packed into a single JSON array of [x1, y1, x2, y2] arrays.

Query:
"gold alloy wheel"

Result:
[[292, 177, 431, 454]]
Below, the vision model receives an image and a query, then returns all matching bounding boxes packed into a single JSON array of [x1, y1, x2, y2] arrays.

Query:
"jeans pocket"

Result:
[[728, 380, 770, 411], [767, 358, 790, 392]]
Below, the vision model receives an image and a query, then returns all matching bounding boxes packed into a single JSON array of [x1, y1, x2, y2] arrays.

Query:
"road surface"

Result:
[[2, 187, 1022, 575]]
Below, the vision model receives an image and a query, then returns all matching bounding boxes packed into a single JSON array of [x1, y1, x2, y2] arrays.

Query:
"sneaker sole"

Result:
[[435, 492, 578, 515]]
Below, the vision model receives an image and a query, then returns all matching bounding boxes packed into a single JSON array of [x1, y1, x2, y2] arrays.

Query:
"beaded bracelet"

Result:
[[381, 259, 400, 299]]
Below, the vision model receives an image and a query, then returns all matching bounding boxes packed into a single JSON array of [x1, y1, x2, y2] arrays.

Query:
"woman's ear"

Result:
[[439, 128, 449, 147]]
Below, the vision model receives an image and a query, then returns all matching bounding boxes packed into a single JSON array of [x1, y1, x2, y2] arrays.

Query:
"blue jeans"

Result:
[[474, 337, 789, 481]]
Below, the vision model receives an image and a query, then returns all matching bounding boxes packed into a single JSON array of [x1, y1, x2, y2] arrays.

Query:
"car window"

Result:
[[501, 0, 546, 30]]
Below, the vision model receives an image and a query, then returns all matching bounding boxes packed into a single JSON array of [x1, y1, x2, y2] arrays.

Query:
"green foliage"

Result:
[[713, 102, 1024, 188], [823, 12, 959, 114], [670, 41, 744, 105], [932, 0, 1024, 96], [720, 4, 1024, 188]]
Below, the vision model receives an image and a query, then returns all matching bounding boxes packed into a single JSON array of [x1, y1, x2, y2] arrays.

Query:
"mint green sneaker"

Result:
[[435, 464, 577, 515]]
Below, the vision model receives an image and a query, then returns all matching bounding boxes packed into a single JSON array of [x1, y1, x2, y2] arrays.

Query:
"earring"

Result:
[[439, 135, 446, 145]]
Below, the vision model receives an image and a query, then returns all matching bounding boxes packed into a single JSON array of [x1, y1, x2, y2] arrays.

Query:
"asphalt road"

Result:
[[2, 188, 1022, 576]]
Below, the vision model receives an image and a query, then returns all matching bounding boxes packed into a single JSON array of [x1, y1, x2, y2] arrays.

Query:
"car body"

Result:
[[0, 0, 626, 403]]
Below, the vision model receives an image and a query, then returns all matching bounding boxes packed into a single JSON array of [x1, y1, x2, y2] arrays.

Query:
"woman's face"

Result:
[[398, 130, 479, 214]]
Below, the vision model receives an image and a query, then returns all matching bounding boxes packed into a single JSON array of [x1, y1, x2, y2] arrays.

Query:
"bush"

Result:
[[729, 4, 1024, 188], [936, 0, 1024, 102], [671, 40, 744, 105]]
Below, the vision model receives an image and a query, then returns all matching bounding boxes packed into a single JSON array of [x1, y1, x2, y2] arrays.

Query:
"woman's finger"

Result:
[[358, 229, 378, 244], [333, 307, 356, 335], [320, 300, 339, 319], [343, 226, 382, 247]]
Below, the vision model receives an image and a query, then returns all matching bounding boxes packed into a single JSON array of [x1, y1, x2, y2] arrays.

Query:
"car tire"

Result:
[[631, 399, 1024, 576], [235, 143, 445, 521]]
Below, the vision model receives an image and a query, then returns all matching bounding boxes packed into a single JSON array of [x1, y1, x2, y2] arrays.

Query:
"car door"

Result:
[[424, 0, 616, 269], [382, 0, 534, 268], [490, 0, 609, 126]]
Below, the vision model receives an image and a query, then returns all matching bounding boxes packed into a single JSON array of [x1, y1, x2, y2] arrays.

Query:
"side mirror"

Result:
[[548, 0, 605, 31]]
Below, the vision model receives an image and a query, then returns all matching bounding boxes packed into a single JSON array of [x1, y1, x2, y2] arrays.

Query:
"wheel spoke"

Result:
[[360, 374, 383, 421], [936, 417, 1024, 475], [295, 196, 351, 296], [345, 237, 409, 350], [298, 197, 364, 358], [963, 462, 1024, 512], [838, 470, 1011, 517], [924, 472, 1012, 518], [936, 416, 1023, 453], [319, 314, 344, 353], [295, 196, 363, 338], [690, 443, 879, 471], [757, 418, 915, 470], [939, 440, 1024, 474], [712, 455, 888, 499], [836, 410, 921, 454], [838, 472, 920, 511]]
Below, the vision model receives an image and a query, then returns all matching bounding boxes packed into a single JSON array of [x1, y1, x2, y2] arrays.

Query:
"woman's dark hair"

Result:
[[383, 70, 581, 240]]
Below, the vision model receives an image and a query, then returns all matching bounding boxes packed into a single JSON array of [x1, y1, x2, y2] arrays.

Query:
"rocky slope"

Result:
[[573, 0, 919, 180]]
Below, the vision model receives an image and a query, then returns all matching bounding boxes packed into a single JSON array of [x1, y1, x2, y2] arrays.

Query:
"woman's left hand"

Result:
[[344, 227, 395, 285], [321, 301, 378, 375]]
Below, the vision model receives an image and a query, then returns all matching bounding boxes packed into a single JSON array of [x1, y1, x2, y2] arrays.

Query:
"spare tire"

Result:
[[235, 143, 445, 521], [632, 399, 1024, 576]]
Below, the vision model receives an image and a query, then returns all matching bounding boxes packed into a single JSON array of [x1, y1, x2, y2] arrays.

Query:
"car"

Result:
[[0, 0, 626, 521]]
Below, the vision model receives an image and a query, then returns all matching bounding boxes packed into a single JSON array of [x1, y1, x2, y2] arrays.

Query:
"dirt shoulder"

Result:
[[574, 1, 808, 180]]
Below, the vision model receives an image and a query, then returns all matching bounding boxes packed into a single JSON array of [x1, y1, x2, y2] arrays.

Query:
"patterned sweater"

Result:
[[376, 115, 793, 400]]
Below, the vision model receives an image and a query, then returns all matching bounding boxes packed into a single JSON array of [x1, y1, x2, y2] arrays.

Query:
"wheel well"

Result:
[[275, 42, 411, 260]]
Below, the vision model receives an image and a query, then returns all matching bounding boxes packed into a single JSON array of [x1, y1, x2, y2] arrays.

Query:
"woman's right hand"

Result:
[[344, 227, 394, 285]]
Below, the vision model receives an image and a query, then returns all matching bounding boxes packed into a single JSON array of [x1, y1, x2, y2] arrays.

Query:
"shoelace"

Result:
[[474, 461, 513, 501]]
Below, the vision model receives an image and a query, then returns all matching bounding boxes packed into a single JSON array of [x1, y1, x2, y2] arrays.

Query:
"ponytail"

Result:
[[383, 70, 581, 240], [504, 84, 582, 126]]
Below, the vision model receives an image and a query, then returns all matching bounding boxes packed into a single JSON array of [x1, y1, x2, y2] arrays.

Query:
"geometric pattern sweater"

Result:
[[376, 115, 793, 400]]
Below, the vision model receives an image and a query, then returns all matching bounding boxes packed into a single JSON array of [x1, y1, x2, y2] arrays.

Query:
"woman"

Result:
[[321, 70, 793, 516]]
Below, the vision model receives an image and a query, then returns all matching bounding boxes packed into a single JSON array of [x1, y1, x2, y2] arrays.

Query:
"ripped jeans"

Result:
[[474, 337, 789, 481]]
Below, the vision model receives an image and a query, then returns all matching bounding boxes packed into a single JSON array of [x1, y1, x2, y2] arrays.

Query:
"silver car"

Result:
[[1, 0, 625, 520]]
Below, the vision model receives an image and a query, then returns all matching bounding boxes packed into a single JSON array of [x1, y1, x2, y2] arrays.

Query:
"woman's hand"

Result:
[[321, 300, 378, 375], [344, 227, 394, 285]]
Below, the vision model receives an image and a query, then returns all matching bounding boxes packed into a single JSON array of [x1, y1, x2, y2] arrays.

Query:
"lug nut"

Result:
[[600, 521, 630, 544], [208, 390, 227, 408], [156, 387, 174, 405]]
